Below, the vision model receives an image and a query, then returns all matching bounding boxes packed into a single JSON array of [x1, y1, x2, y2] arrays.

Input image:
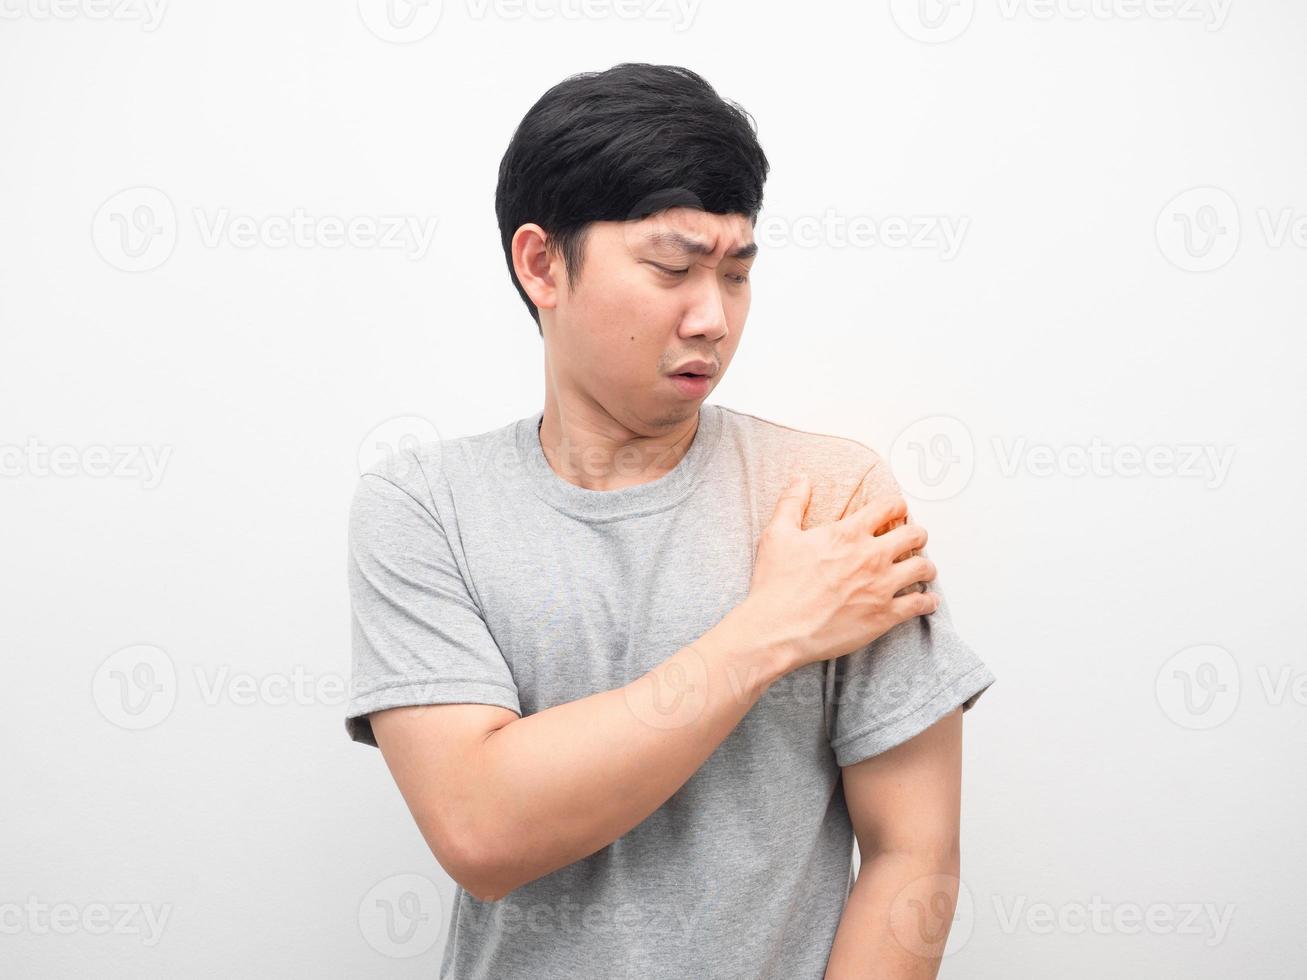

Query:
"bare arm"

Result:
[[373, 600, 791, 902], [824, 708, 964, 980]]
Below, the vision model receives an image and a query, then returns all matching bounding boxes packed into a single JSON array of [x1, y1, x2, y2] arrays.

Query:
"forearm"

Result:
[[468, 600, 793, 900], [824, 847, 961, 980]]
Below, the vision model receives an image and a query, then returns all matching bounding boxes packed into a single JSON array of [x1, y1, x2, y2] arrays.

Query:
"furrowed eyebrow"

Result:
[[644, 230, 758, 261]]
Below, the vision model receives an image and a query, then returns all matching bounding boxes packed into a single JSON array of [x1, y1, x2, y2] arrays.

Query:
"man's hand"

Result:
[[737, 473, 940, 671]]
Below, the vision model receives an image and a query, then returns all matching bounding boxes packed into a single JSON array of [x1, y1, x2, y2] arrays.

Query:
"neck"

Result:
[[537, 389, 702, 492]]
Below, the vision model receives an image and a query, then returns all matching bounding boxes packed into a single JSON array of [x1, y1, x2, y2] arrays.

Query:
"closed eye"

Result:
[[653, 263, 749, 284]]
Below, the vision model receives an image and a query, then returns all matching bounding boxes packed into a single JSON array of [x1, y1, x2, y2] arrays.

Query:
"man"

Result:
[[345, 62, 995, 979]]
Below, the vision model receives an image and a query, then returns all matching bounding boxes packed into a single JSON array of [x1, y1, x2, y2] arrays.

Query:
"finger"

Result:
[[892, 588, 940, 621], [888, 554, 936, 593], [871, 521, 929, 560], [845, 492, 909, 538], [769, 472, 812, 530]]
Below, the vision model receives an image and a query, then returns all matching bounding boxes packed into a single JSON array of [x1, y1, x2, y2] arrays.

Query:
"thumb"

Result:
[[770, 473, 811, 528]]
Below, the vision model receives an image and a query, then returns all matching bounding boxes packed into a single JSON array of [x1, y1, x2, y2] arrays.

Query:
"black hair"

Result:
[[494, 62, 770, 335]]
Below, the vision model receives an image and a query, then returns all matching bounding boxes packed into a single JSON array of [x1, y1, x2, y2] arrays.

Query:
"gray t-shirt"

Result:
[[345, 401, 995, 979]]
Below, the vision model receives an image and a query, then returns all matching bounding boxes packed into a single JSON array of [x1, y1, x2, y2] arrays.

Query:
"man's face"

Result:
[[543, 206, 756, 430]]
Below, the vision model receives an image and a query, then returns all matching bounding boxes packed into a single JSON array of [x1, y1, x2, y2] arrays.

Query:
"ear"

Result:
[[512, 223, 563, 313]]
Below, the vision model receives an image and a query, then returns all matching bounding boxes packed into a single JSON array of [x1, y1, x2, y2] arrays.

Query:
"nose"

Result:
[[678, 277, 730, 344]]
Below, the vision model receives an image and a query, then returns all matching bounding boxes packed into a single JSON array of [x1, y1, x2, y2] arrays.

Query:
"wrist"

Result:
[[713, 599, 799, 687]]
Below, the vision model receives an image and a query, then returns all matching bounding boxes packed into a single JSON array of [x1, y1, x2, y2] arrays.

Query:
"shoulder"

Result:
[[711, 403, 890, 528], [713, 402, 884, 478], [353, 416, 518, 523]]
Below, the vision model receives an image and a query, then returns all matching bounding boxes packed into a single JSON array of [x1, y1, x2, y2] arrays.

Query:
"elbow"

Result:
[[439, 826, 521, 904], [439, 847, 502, 904], [457, 872, 505, 905], [443, 852, 494, 903], [457, 855, 520, 904]]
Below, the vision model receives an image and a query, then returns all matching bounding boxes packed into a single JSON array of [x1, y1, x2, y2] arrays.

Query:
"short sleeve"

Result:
[[825, 458, 996, 768], [345, 467, 521, 748]]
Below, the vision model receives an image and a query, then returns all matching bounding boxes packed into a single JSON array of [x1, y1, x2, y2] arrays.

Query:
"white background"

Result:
[[3, 0, 1305, 976]]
